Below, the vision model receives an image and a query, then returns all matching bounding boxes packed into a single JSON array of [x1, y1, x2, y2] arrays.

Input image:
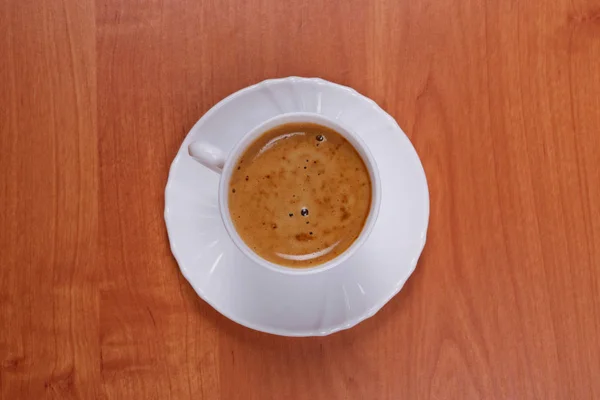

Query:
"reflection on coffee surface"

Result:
[[229, 123, 372, 268]]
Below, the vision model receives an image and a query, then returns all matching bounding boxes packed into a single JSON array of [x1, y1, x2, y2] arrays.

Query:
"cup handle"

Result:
[[188, 141, 226, 174]]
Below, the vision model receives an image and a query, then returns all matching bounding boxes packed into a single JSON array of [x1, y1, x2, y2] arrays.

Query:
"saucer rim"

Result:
[[165, 76, 429, 337]]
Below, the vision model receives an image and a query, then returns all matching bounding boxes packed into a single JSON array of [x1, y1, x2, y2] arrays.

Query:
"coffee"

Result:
[[228, 123, 372, 268]]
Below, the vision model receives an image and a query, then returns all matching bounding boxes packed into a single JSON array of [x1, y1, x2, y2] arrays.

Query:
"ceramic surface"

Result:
[[165, 77, 429, 336]]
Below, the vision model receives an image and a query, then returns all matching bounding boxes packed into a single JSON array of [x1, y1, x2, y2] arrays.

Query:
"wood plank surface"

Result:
[[1, 0, 599, 398]]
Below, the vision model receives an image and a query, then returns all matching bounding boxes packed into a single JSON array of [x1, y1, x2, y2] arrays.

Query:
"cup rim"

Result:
[[218, 112, 382, 275]]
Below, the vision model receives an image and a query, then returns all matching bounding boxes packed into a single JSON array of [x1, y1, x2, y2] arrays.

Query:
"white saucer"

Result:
[[165, 77, 429, 336]]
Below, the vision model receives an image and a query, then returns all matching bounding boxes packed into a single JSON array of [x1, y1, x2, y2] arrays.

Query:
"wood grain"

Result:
[[1, 0, 599, 398], [0, 0, 98, 398]]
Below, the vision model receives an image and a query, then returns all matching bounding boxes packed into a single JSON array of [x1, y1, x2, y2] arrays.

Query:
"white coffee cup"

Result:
[[188, 112, 381, 275]]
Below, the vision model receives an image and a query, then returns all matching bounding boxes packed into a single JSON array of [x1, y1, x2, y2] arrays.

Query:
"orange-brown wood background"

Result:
[[1, 0, 599, 398]]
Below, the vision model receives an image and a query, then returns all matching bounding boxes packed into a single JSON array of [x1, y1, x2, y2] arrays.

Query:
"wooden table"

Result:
[[2, 0, 599, 398]]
